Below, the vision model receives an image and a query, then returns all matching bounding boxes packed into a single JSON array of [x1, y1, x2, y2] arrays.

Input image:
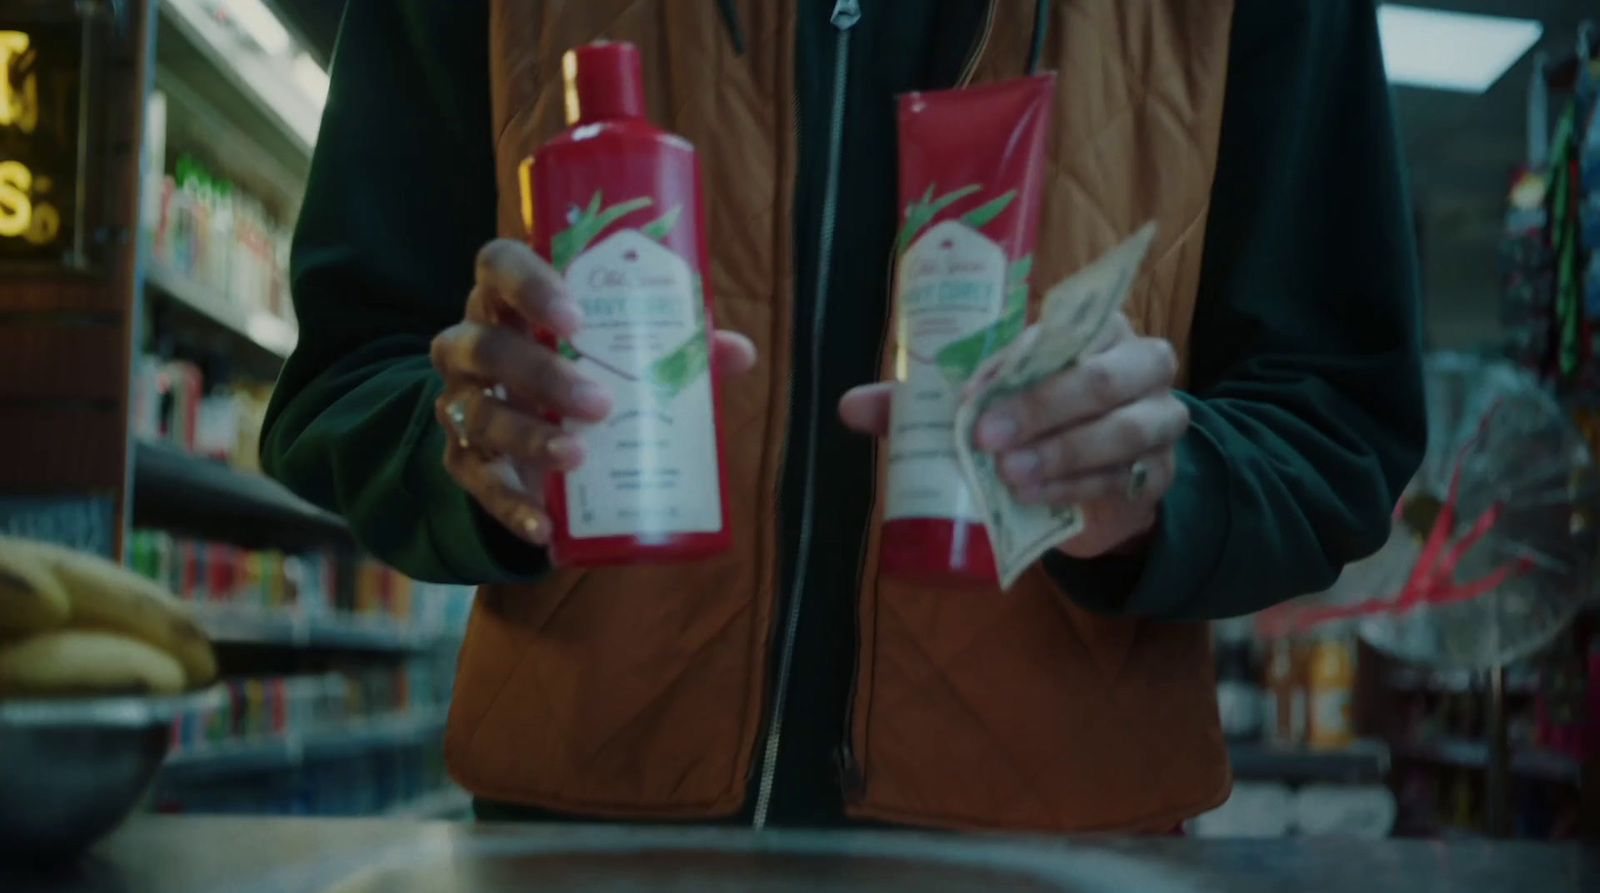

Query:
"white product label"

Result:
[[885, 220, 1009, 522], [562, 229, 722, 539]]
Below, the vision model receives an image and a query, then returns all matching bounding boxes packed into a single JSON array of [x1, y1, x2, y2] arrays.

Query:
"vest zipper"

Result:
[[753, 0, 861, 831], [835, 0, 998, 804]]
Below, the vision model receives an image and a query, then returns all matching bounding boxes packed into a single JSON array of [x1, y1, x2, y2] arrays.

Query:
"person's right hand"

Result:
[[430, 239, 756, 546]]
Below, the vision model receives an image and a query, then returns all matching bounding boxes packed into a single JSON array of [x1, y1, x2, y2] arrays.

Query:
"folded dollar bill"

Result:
[[953, 222, 1159, 589]]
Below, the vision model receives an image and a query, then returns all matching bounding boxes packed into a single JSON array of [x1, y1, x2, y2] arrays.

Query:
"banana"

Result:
[[0, 537, 217, 687], [0, 630, 187, 696], [0, 539, 70, 635]]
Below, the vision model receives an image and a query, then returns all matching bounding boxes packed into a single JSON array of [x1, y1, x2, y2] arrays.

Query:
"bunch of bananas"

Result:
[[0, 536, 217, 698]]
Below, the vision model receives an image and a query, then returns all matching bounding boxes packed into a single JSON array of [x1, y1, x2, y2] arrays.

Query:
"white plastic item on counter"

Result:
[[1187, 781, 1295, 839], [1293, 784, 1398, 838]]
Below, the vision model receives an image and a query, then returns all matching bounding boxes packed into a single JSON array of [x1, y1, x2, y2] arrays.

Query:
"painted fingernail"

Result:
[[572, 382, 610, 416], [545, 435, 580, 466], [1000, 450, 1039, 482], [977, 415, 1018, 451]]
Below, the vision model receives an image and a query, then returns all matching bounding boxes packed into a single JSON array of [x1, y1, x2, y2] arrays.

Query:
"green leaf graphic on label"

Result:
[[551, 192, 655, 272], [1009, 255, 1033, 286], [646, 326, 710, 400], [641, 205, 683, 241], [931, 252, 1033, 386], [934, 304, 1027, 386], [959, 190, 1016, 230], [896, 183, 982, 255]]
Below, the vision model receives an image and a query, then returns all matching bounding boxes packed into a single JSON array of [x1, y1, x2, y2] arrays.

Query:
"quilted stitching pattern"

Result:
[[459, 0, 1236, 830], [452, 0, 795, 817]]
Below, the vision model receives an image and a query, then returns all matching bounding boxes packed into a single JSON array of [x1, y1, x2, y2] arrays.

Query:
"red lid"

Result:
[[562, 41, 645, 126]]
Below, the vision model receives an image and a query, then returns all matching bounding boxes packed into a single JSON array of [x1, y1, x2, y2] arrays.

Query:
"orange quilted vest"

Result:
[[449, 0, 1236, 832]]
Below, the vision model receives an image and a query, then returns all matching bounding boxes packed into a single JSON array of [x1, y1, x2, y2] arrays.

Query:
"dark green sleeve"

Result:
[[1045, 0, 1426, 619], [260, 0, 546, 584]]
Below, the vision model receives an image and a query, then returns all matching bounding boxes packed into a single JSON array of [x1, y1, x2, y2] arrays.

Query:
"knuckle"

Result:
[[1169, 395, 1191, 431], [1114, 413, 1152, 449], [1083, 356, 1119, 405], [429, 328, 458, 373], [466, 326, 501, 372], [475, 238, 523, 277], [1043, 436, 1077, 474], [1150, 338, 1179, 378]]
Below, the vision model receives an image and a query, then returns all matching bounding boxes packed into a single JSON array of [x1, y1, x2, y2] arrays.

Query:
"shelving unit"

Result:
[[1229, 740, 1392, 785], [146, 261, 297, 360], [131, 439, 349, 552], [1394, 736, 1581, 785], [190, 604, 449, 652], [163, 709, 448, 782], [106, 0, 464, 821]]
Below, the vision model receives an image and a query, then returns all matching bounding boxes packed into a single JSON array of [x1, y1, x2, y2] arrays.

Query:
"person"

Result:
[[262, 0, 1425, 831]]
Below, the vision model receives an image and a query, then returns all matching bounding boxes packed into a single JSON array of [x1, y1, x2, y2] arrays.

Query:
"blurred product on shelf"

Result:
[[166, 662, 451, 757], [131, 355, 275, 469], [1307, 631, 1358, 750], [156, 742, 454, 818], [125, 529, 474, 636], [1213, 618, 1262, 742], [1188, 781, 1396, 840], [147, 144, 294, 331], [1534, 617, 1598, 760], [1262, 635, 1309, 747]]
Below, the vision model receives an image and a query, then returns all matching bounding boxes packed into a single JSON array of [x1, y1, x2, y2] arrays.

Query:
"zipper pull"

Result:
[[831, 0, 861, 30]]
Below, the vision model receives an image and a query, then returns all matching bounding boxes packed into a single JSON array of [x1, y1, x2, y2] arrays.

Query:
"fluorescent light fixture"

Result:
[[291, 53, 330, 105], [219, 0, 292, 57], [1378, 4, 1542, 93]]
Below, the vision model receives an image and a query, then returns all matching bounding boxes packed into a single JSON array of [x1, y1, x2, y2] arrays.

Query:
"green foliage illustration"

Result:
[[932, 254, 1034, 386], [551, 192, 654, 272]]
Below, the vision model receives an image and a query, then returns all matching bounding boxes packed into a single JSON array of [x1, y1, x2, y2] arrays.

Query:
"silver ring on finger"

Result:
[[1126, 458, 1151, 502], [445, 397, 471, 449]]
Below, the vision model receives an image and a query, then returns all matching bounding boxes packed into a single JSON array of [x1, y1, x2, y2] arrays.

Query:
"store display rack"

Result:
[[1228, 740, 1392, 785], [189, 604, 451, 653], [162, 709, 448, 782], [131, 439, 350, 553], [1394, 736, 1581, 785], [146, 260, 296, 361]]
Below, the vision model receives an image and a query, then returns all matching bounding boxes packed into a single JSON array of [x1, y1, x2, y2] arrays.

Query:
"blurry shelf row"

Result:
[[162, 708, 448, 781]]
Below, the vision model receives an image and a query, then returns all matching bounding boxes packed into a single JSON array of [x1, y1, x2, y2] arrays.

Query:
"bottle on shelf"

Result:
[[1263, 635, 1309, 747], [1307, 629, 1358, 750]]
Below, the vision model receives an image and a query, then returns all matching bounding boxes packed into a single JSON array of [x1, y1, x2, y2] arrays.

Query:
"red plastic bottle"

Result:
[[521, 42, 732, 567]]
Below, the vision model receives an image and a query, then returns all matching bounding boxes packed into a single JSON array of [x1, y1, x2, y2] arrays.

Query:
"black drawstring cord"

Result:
[[1026, 0, 1050, 73], [717, 0, 747, 55]]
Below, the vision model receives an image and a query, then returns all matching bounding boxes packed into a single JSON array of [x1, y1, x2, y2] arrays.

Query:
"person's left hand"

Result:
[[839, 314, 1189, 560]]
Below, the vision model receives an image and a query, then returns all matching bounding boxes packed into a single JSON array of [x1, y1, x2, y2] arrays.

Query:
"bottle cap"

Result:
[[563, 41, 645, 126]]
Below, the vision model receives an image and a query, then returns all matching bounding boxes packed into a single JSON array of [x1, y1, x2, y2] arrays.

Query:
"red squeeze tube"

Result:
[[880, 73, 1057, 581], [520, 41, 732, 567]]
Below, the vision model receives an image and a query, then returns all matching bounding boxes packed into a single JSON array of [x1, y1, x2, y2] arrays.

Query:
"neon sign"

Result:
[[0, 21, 82, 264]]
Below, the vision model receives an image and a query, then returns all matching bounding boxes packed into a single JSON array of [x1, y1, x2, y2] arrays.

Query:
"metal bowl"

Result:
[[0, 688, 220, 863]]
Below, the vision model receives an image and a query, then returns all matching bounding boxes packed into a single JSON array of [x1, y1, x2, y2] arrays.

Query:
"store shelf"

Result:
[[156, 0, 320, 166], [131, 439, 352, 551], [1387, 667, 1540, 695], [385, 785, 473, 820], [1394, 737, 1581, 783], [162, 709, 448, 781], [1228, 740, 1391, 783], [145, 261, 298, 360], [190, 604, 456, 652]]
